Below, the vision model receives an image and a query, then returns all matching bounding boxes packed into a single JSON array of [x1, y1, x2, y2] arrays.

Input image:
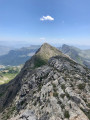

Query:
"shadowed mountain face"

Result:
[[0, 46, 13, 56], [0, 43, 90, 120], [0, 46, 40, 66], [60, 44, 90, 68]]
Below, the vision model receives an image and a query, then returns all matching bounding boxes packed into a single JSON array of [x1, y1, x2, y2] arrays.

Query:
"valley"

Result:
[[0, 66, 22, 84]]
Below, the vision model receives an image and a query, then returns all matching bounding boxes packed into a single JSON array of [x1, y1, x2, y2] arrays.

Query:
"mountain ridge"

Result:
[[0, 43, 66, 111], [60, 44, 90, 68], [0, 43, 90, 120]]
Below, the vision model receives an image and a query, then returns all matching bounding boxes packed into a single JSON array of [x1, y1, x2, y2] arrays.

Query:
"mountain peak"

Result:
[[41, 42, 50, 47], [35, 43, 65, 64], [35, 43, 51, 53], [62, 44, 69, 47], [40, 42, 55, 49], [24, 43, 65, 69], [36, 42, 62, 56]]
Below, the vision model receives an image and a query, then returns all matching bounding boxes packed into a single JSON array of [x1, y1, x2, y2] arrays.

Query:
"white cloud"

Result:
[[40, 15, 54, 21]]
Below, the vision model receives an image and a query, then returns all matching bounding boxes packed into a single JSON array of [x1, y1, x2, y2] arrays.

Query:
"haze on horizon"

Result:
[[0, 0, 90, 48]]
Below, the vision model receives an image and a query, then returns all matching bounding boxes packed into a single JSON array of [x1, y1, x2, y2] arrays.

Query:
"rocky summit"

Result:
[[0, 43, 90, 120], [23, 43, 65, 69]]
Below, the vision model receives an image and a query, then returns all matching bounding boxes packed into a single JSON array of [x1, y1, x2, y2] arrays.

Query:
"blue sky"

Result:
[[0, 0, 90, 47]]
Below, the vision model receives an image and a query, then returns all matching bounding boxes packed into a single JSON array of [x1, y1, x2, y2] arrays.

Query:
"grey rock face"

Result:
[[8, 110, 37, 120], [0, 47, 90, 120], [19, 110, 36, 120]]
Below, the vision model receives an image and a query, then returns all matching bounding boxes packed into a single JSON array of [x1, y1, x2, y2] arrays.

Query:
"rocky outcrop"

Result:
[[9, 110, 37, 120], [0, 43, 90, 120]]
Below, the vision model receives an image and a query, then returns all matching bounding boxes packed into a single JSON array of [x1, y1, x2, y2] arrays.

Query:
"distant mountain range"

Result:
[[59, 44, 90, 68], [0, 45, 40, 66], [0, 46, 13, 56], [0, 44, 90, 68]]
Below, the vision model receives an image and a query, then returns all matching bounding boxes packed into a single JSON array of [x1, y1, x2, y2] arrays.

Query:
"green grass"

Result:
[[34, 56, 47, 68], [0, 66, 20, 84], [78, 83, 86, 90], [64, 110, 70, 118], [53, 92, 58, 98], [61, 84, 66, 91], [0, 72, 18, 84]]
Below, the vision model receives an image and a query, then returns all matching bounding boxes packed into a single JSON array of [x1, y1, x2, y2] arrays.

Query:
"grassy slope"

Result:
[[0, 66, 22, 85], [0, 73, 17, 84]]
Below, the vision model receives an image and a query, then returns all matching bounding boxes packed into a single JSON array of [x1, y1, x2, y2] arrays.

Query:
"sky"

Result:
[[0, 0, 90, 48]]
